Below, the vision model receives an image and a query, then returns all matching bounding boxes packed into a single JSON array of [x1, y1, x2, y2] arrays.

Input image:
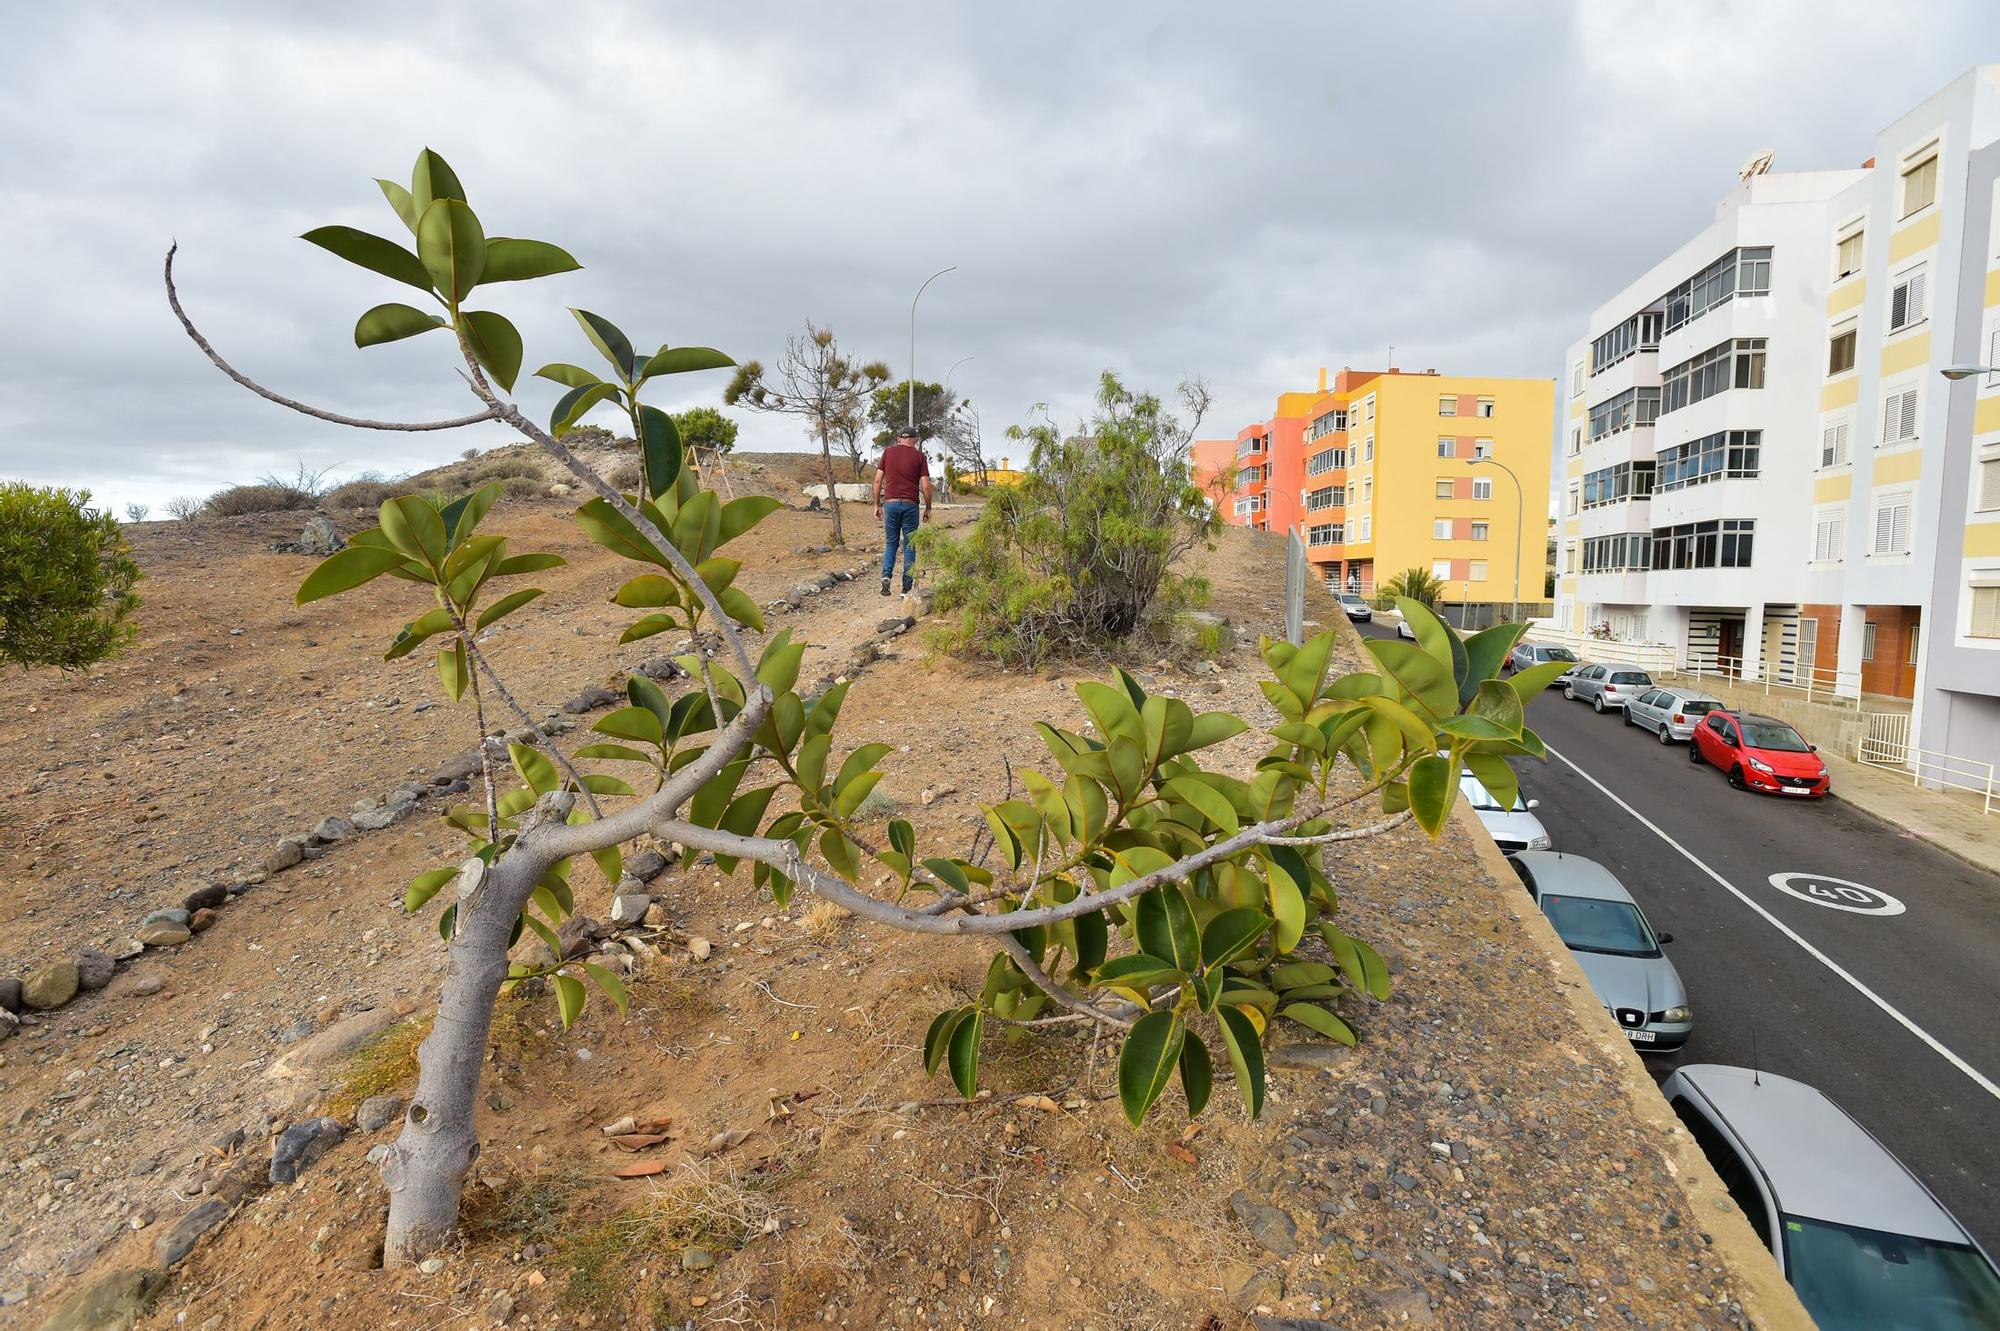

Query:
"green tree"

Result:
[[166, 149, 1572, 1276], [724, 323, 889, 545], [1376, 566, 1444, 610], [673, 404, 739, 455], [868, 380, 957, 450], [0, 483, 141, 670]]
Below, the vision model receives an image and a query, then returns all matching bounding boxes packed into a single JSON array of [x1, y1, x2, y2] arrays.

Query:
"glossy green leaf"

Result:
[[463, 309, 522, 392], [820, 827, 860, 881], [1460, 622, 1528, 704], [1397, 597, 1466, 688], [1280, 1002, 1357, 1044], [1323, 927, 1393, 1000], [1091, 954, 1183, 991], [437, 640, 469, 701], [1470, 678, 1524, 735], [1179, 1033, 1214, 1118], [533, 362, 602, 390], [1076, 680, 1143, 745], [1216, 1005, 1266, 1118], [574, 496, 669, 567], [553, 973, 585, 1029], [581, 962, 629, 1018], [946, 1007, 984, 1098], [1508, 658, 1574, 702], [1116, 1011, 1185, 1127], [476, 586, 543, 631], [1407, 753, 1457, 836], [493, 551, 566, 576], [441, 482, 501, 548], [409, 148, 466, 213], [551, 381, 619, 437], [438, 903, 457, 941], [834, 742, 893, 798], [1200, 907, 1271, 969], [1072, 907, 1108, 977], [301, 225, 433, 292], [385, 607, 456, 660], [924, 1006, 972, 1076], [1162, 776, 1238, 834], [415, 197, 485, 303], [1135, 887, 1199, 973], [1463, 751, 1519, 816], [718, 495, 783, 547], [640, 345, 736, 380], [380, 495, 447, 569], [1267, 861, 1306, 952], [481, 237, 581, 283], [354, 302, 446, 347], [510, 741, 560, 795], [921, 857, 971, 895], [295, 545, 410, 604], [376, 178, 419, 232], [1363, 637, 1459, 722], [1280, 631, 1336, 706], [639, 405, 683, 503], [571, 308, 636, 380], [404, 867, 454, 913], [1185, 711, 1248, 751]]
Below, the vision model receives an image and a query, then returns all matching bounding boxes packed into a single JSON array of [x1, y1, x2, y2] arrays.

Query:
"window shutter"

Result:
[[1972, 587, 2000, 639], [1891, 281, 1909, 329], [1882, 389, 1917, 444], [1892, 500, 1910, 554], [1981, 459, 2000, 511], [1908, 270, 1927, 324], [1900, 389, 1918, 442], [1873, 502, 1895, 554], [1988, 328, 2000, 386]]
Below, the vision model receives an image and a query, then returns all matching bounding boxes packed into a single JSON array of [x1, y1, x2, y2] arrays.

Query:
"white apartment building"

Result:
[[1558, 65, 2000, 767]]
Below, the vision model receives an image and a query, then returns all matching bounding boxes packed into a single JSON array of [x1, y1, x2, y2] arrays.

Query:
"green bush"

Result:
[[325, 476, 402, 511], [1374, 566, 1443, 611], [203, 482, 316, 517], [0, 484, 142, 669], [922, 372, 1214, 666]]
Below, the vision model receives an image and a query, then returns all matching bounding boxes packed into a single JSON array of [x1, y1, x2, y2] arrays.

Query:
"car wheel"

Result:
[[1689, 741, 1704, 765], [1593, 696, 1605, 714], [1563, 685, 1575, 700], [1622, 709, 1633, 727], [1727, 765, 1746, 790], [1658, 725, 1673, 745]]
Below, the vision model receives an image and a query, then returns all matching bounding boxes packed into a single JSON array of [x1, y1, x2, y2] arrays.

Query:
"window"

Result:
[[1432, 560, 1453, 580], [1582, 460, 1657, 508], [1821, 417, 1851, 468], [1476, 397, 1495, 418], [1671, 1099, 1772, 1249], [1980, 456, 2000, 512], [1835, 228, 1865, 280], [1357, 515, 1370, 541], [1908, 623, 1920, 666], [1568, 426, 1582, 456], [1651, 518, 1755, 570], [1364, 396, 1375, 421], [1473, 439, 1492, 459], [1306, 409, 1347, 441], [1306, 486, 1341, 512], [1566, 485, 1579, 517], [1881, 385, 1919, 446], [1307, 523, 1342, 547], [1862, 621, 1878, 660], [1580, 533, 1652, 573], [1563, 542, 1578, 574], [1571, 360, 1586, 396], [1970, 584, 2000, 638], [1889, 264, 1928, 332], [1588, 386, 1662, 439], [1439, 395, 1458, 416], [1655, 430, 1760, 492], [1797, 618, 1818, 670], [1470, 522, 1490, 542], [1872, 490, 1912, 556], [1434, 518, 1454, 539], [1472, 477, 1493, 500], [1437, 437, 1454, 459], [1660, 247, 1772, 334], [1469, 560, 1488, 581], [1660, 339, 1765, 414], [1360, 475, 1373, 501], [1363, 435, 1375, 462], [1436, 479, 1455, 499], [1812, 508, 1845, 563], [1828, 327, 1856, 375], [1901, 152, 1938, 218], [1307, 447, 1346, 475]]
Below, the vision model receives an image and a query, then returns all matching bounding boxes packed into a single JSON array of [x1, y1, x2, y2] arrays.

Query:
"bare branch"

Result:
[[457, 627, 602, 820], [163, 245, 499, 433], [1260, 810, 1412, 845]]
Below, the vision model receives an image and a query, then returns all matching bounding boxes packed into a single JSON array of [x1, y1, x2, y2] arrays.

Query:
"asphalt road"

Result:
[[1350, 618, 2000, 1251]]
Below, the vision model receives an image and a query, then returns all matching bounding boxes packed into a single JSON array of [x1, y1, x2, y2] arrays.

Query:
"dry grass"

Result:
[[202, 483, 316, 517], [323, 477, 401, 511], [328, 1015, 431, 1117], [799, 900, 845, 942], [639, 1160, 782, 1249]]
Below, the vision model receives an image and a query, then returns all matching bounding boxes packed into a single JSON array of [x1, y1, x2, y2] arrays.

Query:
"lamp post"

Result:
[[1942, 364, 1998, 380], [1466, 456, 1522, 624], [908, 266, 957, 429]]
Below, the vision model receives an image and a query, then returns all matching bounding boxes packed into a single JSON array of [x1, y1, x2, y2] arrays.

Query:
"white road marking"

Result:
[[1769, 872, 1905, 917], [1545, 743, 2000, 1103]]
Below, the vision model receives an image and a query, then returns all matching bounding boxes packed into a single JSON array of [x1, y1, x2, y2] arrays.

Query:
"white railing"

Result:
[[1855, 717, 1997, 816], [1669, 655, 1866, 710], [1518, 625, 1679, 675]]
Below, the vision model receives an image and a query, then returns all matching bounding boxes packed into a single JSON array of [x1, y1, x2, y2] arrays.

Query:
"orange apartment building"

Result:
[[1197, 368, 1554, 613]]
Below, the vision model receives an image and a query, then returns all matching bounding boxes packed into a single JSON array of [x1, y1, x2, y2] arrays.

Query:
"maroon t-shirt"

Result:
[[879, 443, 929, 502]]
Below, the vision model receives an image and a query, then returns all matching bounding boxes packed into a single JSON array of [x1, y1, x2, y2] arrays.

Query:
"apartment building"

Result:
[[1204, 367, 1553, 613], [1556, 65, 2000, 764]]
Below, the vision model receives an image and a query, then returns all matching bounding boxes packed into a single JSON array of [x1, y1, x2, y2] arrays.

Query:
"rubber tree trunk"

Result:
[[378, 847, 546, 1266], [817, 421, 844, 545]]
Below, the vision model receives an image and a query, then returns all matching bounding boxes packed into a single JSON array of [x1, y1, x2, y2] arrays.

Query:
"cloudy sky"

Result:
[[1, 2, 1991, 516]]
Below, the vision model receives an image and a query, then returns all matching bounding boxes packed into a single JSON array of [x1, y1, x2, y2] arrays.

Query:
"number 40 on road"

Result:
[[1768, 872, 1906, 917]]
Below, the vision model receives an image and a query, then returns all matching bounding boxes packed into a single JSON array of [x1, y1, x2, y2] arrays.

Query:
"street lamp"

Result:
[[1465, 456, 1522, 624], [908, 266, 957, 429], [1941, 364, 1998, 380]]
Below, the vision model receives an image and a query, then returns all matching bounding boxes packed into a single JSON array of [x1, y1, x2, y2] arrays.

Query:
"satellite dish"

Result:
[[1739, 149, 1775, 181]]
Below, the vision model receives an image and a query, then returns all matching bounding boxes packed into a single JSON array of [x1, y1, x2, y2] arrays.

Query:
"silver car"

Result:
[[1623, 686, 1723, 744], [1563, 661, 1654, 713], [1335, 593, 1372, 622], [1459, 770, 1549, 854], [1661, 1064, 2000, 1327], [1508, 851, 1691, 1051], [1506, 642, 1580, 679]]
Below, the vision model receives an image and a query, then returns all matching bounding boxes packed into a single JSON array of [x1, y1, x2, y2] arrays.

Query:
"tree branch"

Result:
[[163, 245, 499, 432], [457, 627, 603, 820]]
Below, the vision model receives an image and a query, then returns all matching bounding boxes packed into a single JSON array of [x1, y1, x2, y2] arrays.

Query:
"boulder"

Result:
[[269, 1116, 344, 1184], [23, 961, 80, 1010], [152, 1199, 229, 1267], [299, 514, 344, 556], [137, 923, 191, 948], [311, 816, 355, 844], [102, 972, 164, 1001], [352, 803, 410, 832], [188, 908, 219, 934], [265, 839, 304, 873], [355, 1094, 404, 1133], [265, 1002, 419, 1080], [561, 688, 621, 715], [182, 883, 229, 913], [624, 850, 670, 882], [73, 947, 116, 992], [610, 894, 651, 927], [0, 976, 21, 1013], [32, 1266, 164, 1331]]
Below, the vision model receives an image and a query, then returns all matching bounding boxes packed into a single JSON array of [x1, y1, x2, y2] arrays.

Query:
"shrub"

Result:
[[607, 458, 644, 491], [1374, 566, 1443, 611], [202, 482, 316, 517], [674, 405, 739, 455], [163, 496, 201, 522], [499, 474, 543, 499], [470, 456, 542, 484], [0, 483, 142, 669], [124, 503, 150, 522], [922, 372, 1214, 666], [325, 476, 402, 511]]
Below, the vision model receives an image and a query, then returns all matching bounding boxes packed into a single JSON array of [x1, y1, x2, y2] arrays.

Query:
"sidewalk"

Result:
[[1822, 747, 2000, 875]]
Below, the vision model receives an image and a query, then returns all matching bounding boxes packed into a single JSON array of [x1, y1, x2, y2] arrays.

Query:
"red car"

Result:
[[1688, 710, 1831, 797]]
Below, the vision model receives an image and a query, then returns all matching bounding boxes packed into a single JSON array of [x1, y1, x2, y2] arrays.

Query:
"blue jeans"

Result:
[[881, 501, 920, 581]]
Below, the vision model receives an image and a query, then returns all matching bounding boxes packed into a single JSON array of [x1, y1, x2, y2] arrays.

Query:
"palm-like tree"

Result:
[[1376, 565, 1443, 609]]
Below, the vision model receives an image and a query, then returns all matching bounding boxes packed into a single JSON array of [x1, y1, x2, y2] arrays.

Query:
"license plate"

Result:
[[1781, 787, 1814, 796], [1625, 1029, 1655, 1043]]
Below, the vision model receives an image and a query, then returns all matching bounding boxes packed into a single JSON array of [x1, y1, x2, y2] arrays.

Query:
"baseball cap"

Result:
[[895, 426, 920, 439]]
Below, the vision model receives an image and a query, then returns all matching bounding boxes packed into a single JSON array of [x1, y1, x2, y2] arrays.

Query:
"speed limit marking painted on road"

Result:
[[1768, 873, 1906, 916]]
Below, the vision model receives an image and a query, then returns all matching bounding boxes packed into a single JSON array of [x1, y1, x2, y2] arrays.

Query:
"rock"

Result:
[[561, 688, 621, 715], [355, 1094, 404, 1132], [1365, 1287, 1435, 1325], [73, 947, 116, 991], [1252, 1319, 1345, 1331], [33, 1266, 164, 1331], [299, 514, 344, 556], [352, 803, 409, 832], [110, 938, 145, 962], [153, 1199, 229, 1267], [642, 904, 671, 927], [488, 1289, 516, 1324], [188, 908, 218, 934], [687, 936, 713, 961], [624, 850, 669, 882], [681, 1246, 714, 1271], [610, 893, 651, 927], [141, 907, 191, 928], [1228, 1191, 1299, 1257], [264, 839, 304, 873], [0, 977, 22, 1013], [876, 616, 914, 635], [636, 658, 685, 682], [103, 971, 164, 1001], [417, 1257, 445, 1274], [269, 1116, 344, 1184], [0, 1009, 17, 1042], [311, 816, 355, 844], [183, 884, 229, 913], [556, 914, 603, 959], [1188, 611, 1236, 655], [1267, 1043, 1352, 1071], [265, 1002, 419, 1080], [430, 753, 482, 783], [137, 923, 191, 948], [23, 961, 80, 1010]]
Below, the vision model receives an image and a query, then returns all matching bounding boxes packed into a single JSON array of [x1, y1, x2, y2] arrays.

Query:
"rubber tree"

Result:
[[166, 149, 1574, 1266]]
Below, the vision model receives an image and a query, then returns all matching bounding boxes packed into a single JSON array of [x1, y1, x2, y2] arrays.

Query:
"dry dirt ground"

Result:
[[1, 461, 1763, 1331]]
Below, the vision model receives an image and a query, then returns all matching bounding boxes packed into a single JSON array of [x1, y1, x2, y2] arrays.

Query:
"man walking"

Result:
[[874, 426, 932, 596]]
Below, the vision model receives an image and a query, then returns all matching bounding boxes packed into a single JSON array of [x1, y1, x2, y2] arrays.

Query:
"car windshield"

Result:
[[1610, 671, 1651, 685], [1782, 1214, 2000, 1330], [1680, 700, 1719, 717], [1541, 648, 1578, 662], [1458, 775, 1522, 813], [1540, 894, 1659, 957], [1741, 721, 1810, 752]]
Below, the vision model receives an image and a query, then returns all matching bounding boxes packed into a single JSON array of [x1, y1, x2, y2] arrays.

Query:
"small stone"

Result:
[[610, 894, 651, 927], [0, 1009, 17, 1043], [681, 1246, 714, 1271], [141, 907, 191, 928], [353, 804, 408, 832], [643, 904, 671, 927], [488, 1290, 515, 1324], [104, 972, 165, 1001], [183, 884, 229, 913], [312, 816, 355, 843], [418, 1257, 445, 1274], [33, 1267, 165, 1331], [687, 937, 713, 961], [0, 977, 20, 1013], [22, 961, 80, 1010], [561, 688, 621, 715], [265, 840, 304, 873], [355, 1094, 404, 1133], [1266, 1043, 1351, 1071], [625, 850, 669, 882], [73, 948, 116, 992], [367, 1143, 392, 1165], [1228, 1191, 1299, 1257], [153, 1199, 229, 1267], [269, 1116, 344, 1184], [137, 923, 192, 948], [188, 909, 219, 934]]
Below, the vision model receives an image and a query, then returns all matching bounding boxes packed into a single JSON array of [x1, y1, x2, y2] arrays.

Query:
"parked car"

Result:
[[1507, 851, 1691, 1051], [1622, 686, 1724, 744], [1460, 770, 1550, 854], [1689, 711, 1831, 797], [1395, 615, 1417, 640], [1506, 642, 1579, 678], [1661, 1063, 2000, 1328], [1563, 662, 1655, 713], [1335, 593, 1372, 622]]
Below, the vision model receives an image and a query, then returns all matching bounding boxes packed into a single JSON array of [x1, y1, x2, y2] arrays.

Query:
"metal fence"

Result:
[[1672, 655, 1865, 710], [1282, 531, 1306, 646], [1854, 712, 1997, 815]]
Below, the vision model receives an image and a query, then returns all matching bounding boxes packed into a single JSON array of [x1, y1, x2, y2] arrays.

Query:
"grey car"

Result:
[[1623, 686, 1723, 744], [1563, 661, 1654, 713], [1661, 1063, 2000, 1328], [1506, 642, 1579, 679], [1335, 593, 1372, 622], [1508, 851, 1691, 1051]]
